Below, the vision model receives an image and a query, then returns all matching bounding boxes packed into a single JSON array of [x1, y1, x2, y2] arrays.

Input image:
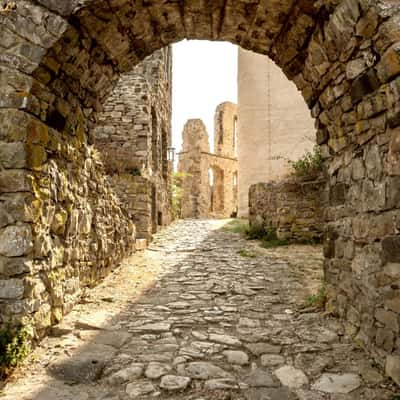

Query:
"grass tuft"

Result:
[[222, 219, 249, 235], [0, 323, 30, 379], [305, 284, 327, 308], [238, 249, 257, 258], [223, 220, 290, 249]]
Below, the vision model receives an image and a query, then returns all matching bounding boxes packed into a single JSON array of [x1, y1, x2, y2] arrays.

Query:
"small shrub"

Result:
[[247, 225, 289, 248], [238, 249, 257, 258], [0, 323, 30, 379], [222, 219, 249, 235], [289, 146, 322, 178], [224, 221, 290, 248], [171, 171, 191, 219], [305, 284, 327, 308], [246, 225, 267, 240]]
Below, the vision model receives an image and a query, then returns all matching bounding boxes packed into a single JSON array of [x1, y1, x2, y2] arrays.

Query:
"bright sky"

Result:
[[172, 40, 238, 153]]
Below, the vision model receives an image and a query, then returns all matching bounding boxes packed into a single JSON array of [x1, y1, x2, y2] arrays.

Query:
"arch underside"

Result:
[[1, 0, 400, 379]]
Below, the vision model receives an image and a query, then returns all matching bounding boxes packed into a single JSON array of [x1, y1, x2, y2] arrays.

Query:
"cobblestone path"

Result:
[[2, 220, 398, 400]]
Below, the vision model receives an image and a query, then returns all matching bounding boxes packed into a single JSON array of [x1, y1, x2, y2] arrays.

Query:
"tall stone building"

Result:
[[178, 102, 238, 219], [94, 48, 173, 240], [237, 48, 316, 217]]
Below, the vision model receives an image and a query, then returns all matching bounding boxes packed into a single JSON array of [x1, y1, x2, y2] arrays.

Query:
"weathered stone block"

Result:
[[50, 209, 68, 235], [0, 141, 26, 168], [383, 263, 400, 280], [0, 256, 31, 277], [375, 308, 399, 333], [377, 42, 400, 83], [361, 180, 385, 212], [316, 129, 329, 145], [26, 143, 47, 169], [0, 278, 24, 299], [0, 224, 32, 257], [382, 236, 400, 263], [385, 293, 400, 314], [385, 355, 400, 386], [365, 145, 382, 181], [0, 169, 31, 193], [376, 327, 394, 352], [386, 177, 400, 209], [388, 127, 400, 175], [351, 158, 365, 180], [356, 8, 378, 38], [329, 183, 346, 206]]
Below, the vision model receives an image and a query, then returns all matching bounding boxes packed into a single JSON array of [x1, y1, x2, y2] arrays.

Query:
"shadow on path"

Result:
[[1, 219, 398, 400]]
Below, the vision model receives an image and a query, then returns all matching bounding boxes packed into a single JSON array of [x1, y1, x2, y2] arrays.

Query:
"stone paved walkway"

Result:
[[1, 220, 398, 400]]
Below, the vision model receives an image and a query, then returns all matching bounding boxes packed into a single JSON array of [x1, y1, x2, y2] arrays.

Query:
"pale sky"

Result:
[[172, 40, 238, 153]]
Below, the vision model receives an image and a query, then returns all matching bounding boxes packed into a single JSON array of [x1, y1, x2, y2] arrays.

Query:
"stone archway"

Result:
[[1, 0, 400, 376]]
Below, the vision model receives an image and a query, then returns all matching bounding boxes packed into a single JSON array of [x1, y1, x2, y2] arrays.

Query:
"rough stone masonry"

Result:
[[1, 0, 400, 383], [249, 175, 326, 244], [178, 102, 238, 219], [93, 47, 173, 241]]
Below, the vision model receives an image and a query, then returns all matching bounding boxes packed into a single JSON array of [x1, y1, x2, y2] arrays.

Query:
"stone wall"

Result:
[[0, 109, 135, 337], [249, 177, 326, 243], [178, 103, 238, 219], [93, 48, 173, 240], [237, 48, 316, 218], [0, 48, 173, 336]]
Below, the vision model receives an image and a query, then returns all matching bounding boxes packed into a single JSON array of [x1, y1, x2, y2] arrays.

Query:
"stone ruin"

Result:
[[93, 48, 173, 241], [237, 48, 316, 218], [178, 103, 238, 219], [1, 0, 400, 382], [0, 45, 173, 336]]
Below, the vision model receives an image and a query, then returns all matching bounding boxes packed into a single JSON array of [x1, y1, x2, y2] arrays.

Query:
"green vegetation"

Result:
[[305, 284, 327, 308], [0, 323, 30, 379], [238, 249, 257, 258], [289, 145, 323, 178], [171, 171, 191, 219], [222, 219, 249, 235], [258, 227, 289, 248], [246, 224, 267, 240], [260, 237, 290, 248], [223, 220, 289, 249]]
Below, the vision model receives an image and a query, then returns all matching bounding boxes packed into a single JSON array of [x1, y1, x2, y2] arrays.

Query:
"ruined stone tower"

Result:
[[237, 48, 315, 217], [178, 103, 238, 219]]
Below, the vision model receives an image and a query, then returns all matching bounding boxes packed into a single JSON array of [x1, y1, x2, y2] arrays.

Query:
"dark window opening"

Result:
[[151, 108, 158, 172]]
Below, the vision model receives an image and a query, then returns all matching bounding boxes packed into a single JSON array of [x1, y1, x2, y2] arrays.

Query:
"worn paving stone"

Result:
[[1, 220, 397, 399], [245, 364, 279, 388], [275, 365, 309, 389], [245, 343, 282, 356], [260, 354, 285, 367], [311, 373, 361, 394], [159, 375, 191, 391], [125, 380, 155, 398], [105, 363, 144, 385], [177, 362, 233, 380], [223, 350, 249, 365], [145, 362, 172, 379]]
